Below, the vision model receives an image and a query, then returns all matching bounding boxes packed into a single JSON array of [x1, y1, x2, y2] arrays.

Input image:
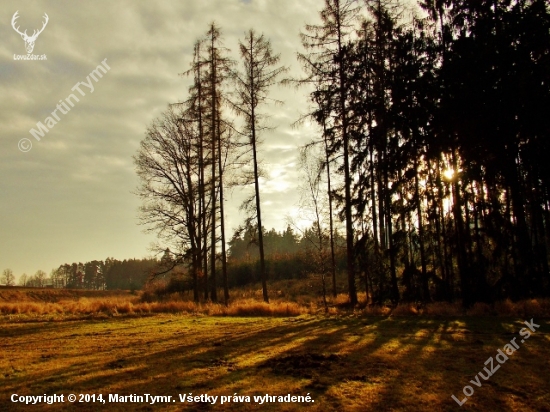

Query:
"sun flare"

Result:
[[443, 169, 454, 180]]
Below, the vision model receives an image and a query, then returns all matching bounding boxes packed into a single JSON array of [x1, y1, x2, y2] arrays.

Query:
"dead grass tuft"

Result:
[[493, 298, 550, 318], [222, 299, 304, 317], [390, 303, 419, 316], [466, 302, 494, 316], [333, 293, 352, 305], [422, 302, 463, 317], [363, 305, 392, 316], [148, 300, 199, 314]]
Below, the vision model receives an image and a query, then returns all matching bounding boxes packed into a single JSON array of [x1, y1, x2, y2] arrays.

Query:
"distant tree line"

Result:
[[226, 225, 346, 290], [11, 258, 158, 290], [228, 225, 343, 261]]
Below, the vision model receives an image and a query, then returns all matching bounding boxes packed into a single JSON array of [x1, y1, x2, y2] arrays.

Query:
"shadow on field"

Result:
[[1, 316, 548, 411]]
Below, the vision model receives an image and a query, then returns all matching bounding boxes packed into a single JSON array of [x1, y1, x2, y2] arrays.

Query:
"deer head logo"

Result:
[[12, 11, 49, 54]]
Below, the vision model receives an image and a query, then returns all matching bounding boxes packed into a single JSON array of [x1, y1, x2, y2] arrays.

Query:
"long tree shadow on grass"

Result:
[[1, 316, 548, 411]]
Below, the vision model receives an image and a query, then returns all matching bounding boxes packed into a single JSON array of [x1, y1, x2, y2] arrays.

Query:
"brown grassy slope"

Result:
[[0, 287, 132, 302], [0, 315, 548, 411]]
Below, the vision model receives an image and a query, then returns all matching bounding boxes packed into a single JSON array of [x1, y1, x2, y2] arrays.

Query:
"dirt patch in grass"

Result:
[[260, 353, 341, 379]]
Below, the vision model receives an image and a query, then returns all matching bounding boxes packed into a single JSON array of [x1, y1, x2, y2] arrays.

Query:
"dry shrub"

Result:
[[363, 305, 392, 316], [356, 292, 367, 303], [327, 306, 339, 315], [115, 301, 134, 314], [0, 303, 20, 315], [496, 298, 550, 318], [45, 303, 64, 314], [294, 295, 316, 307], [391, 303, 419, 316], [423, 302, 462, 317], [467, 302, 494, 316], [515, 299, 547, 318], [19, 302, 44, 314], [533, 298, 550, 317], [223, 299, 304, 317], [494, 299, 514, 316], [137, 302, 152, 314], [140, 279, 169, 302], [307, 302, 318, 315], [136, 299, 305, 317], [82, 299, 119, 316], [332, 293, 352, 306], [148, 300, 198, 314]]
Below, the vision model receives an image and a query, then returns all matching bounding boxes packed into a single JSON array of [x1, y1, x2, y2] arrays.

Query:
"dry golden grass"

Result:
[[422, 301, 463, 317], [2, 288, 550, 321], [389, 303, 420, 316], [221, 299, 305, 317], [0, 289, 307, 319]]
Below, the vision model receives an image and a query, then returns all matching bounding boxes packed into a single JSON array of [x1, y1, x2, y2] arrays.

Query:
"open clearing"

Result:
[[1, 314, 548, 411]]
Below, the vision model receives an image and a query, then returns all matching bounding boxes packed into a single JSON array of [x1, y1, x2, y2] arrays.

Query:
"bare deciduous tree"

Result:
[[1, 269, 15, 286], [134, 106, 205, 300], [231, 29, 288, 303]]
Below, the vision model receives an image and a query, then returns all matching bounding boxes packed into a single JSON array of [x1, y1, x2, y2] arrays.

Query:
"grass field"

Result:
[[1, 295, 549, 411]]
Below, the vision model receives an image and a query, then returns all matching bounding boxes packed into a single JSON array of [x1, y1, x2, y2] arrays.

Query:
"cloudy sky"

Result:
[[0, 0, 332, 278]]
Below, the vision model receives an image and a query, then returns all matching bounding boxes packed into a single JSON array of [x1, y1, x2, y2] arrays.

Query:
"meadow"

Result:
[[1, 287, 549, 411]]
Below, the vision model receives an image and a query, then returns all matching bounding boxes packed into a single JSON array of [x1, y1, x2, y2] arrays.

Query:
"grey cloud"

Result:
[[0, 0, 322, 276]]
